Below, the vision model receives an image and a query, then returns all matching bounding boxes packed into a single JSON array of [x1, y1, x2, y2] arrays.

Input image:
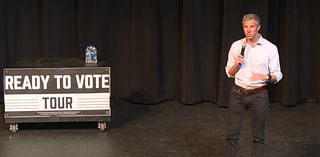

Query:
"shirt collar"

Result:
[[257, 35, 264, 45], [243, 35, 264, 46]]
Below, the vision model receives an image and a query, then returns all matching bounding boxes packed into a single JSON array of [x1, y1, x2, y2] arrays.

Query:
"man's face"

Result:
[[242, 19, 260, 40]]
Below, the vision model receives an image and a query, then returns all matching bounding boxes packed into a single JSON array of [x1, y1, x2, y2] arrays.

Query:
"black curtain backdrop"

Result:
[[1, 0, 320, 106]]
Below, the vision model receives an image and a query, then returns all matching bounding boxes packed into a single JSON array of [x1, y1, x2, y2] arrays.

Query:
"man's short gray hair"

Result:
[[242, 13, 261, 26]]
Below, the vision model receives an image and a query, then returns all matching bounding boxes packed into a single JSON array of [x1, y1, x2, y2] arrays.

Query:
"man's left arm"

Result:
[[250, 46, 283, 83], [268, 46, 283, 83]]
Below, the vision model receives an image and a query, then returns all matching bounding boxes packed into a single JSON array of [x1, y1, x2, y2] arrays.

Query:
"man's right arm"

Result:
[[225, 42, 243, 77], [228, 63, 240, 77]]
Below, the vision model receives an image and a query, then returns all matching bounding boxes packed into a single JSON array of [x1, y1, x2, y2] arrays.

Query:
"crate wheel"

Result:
[[97, 122, 107, 132], [9, 124, 18, 133]]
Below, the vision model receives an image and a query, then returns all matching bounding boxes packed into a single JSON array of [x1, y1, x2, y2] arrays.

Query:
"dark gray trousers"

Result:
[[226, 86, 269, 157]]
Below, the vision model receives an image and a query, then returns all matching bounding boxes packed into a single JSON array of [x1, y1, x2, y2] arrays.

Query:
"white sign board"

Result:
[[3, 67, 111, 118]]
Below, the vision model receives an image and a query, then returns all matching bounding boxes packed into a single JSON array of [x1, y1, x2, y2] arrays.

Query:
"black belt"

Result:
[[234, 85, 267, 95]]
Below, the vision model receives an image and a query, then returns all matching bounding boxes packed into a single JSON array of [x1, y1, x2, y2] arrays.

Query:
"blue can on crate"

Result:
[[85, 45, 97, 64]]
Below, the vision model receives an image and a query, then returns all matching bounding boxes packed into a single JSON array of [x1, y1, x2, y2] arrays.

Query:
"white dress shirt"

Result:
[[225, 36, 283, 89]]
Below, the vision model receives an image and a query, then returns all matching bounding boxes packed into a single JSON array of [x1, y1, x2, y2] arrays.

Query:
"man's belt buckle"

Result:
[[243, 88, 250, 94]]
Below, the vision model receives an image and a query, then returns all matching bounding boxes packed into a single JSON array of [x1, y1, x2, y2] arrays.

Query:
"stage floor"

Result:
[[0, 100, 319, 157]]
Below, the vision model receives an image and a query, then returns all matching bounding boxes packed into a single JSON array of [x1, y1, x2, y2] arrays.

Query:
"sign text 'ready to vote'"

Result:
[[5, 74, 109, 90]]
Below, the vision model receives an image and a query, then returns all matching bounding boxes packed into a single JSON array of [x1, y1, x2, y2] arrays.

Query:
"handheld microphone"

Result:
[[240, 43, 246, 56], [238, 43, 246, 66]]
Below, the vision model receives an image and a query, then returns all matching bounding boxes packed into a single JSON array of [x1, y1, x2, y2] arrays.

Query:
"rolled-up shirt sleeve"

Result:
[[225, 43, 237, 78], [269, 46, 283, 83]]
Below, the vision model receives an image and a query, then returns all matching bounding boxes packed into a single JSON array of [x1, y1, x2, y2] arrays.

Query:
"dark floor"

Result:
[[0, 99, 320, 157]]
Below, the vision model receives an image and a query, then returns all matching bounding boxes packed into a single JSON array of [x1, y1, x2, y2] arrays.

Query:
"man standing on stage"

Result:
[[225, 13, 283, 157]]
